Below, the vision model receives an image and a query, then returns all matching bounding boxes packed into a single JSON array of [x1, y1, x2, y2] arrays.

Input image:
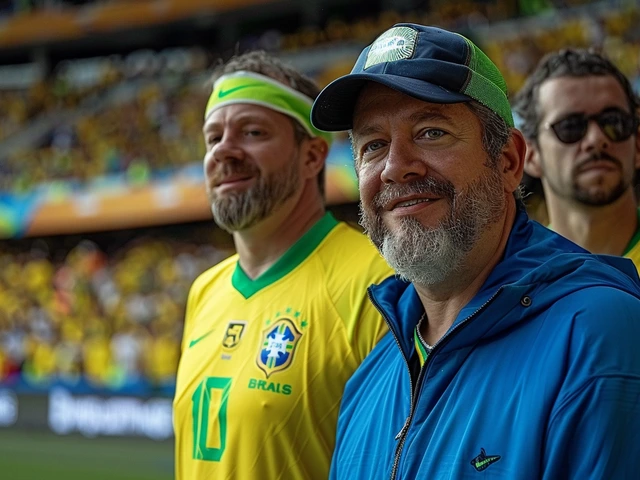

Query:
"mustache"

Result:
[[575, 152, 622, 172], [209, 162, 259, 185], [373, 177, 455, 209]]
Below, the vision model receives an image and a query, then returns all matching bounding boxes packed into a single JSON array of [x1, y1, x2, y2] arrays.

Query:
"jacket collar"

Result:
[[368, 206, 640, 358]]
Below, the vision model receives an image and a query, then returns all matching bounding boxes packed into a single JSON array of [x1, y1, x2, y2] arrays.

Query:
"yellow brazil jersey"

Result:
[[623, 209, 640, 271], [173, 212, 393, 480]]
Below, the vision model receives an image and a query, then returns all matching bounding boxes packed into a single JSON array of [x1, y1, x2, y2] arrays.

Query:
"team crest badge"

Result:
[[256, 318, 302, 378], [222, 321, 246, 350], [365, 26, 417, 69]]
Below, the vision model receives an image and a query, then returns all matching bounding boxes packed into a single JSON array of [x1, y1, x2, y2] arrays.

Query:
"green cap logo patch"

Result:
[[365, 26, 417, 69]]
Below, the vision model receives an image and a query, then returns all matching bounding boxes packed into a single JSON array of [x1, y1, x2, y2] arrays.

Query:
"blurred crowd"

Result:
[[0, 51, 210, 193], [484, 5, 640, 94], [0, 229, 233, 393], [0, 72, 117, 144], [1, 83, 207, 192]]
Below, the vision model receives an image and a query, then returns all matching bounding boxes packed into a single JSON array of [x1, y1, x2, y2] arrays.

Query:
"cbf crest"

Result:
[[256, 317, 303, 378]]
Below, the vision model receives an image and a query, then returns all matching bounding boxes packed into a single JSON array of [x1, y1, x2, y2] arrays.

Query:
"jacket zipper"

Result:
[[370, 287, 504, 480], [367, 290, 416, 437]]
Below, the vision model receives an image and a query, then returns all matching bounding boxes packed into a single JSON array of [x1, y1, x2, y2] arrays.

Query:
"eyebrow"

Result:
[[202, 113, 272, 135], [408, 109, 455, 124], [203, 123, 218, 135], [351, 123, 384, 140], [352, 108, 456, 139]]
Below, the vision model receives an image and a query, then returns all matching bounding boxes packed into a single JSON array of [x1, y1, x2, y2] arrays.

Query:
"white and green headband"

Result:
[[205, 71, 333, 145]]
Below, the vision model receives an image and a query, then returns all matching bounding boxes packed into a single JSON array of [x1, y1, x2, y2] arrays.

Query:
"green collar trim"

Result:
[[231, 212, 338, 299], [622, 209, 640, 256], [414, 328, 429, 367]]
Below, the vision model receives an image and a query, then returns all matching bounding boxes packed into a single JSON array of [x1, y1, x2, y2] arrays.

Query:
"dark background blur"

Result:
[[0, 0, 638, 479]]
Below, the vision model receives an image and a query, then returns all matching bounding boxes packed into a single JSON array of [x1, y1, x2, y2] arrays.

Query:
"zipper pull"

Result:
[[395, 417, 410, 440]]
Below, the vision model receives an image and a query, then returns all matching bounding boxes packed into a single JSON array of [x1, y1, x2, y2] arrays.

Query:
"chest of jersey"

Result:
[[174, 270, 359, 478]]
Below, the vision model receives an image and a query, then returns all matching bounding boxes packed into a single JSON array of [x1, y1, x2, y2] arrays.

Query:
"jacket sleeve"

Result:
[[543, 375, 640, 478], [542, 286, 640, 479]]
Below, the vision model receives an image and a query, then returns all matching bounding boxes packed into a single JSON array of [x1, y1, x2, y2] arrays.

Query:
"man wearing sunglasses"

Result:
[[515, 49, 640, 267]]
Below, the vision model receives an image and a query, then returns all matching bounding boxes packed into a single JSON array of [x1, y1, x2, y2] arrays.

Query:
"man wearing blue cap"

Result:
[[311, 24, 640, 479]]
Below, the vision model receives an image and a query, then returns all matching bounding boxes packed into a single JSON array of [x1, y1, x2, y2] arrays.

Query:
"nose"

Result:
[[582, 118, 610, 152], [203, 133, 245, 176], [380, 140, 429, 184], [212, 133, 245, 164]]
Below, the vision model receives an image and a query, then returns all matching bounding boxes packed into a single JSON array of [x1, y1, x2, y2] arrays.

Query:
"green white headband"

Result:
[[205, 71, 333, 145]]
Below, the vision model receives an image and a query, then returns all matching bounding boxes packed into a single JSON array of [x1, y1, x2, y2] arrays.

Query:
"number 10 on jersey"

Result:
[[192, 377, 232, 461]]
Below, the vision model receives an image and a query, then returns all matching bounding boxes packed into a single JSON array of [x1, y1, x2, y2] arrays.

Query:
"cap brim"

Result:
[[311, 73, 471, 132]]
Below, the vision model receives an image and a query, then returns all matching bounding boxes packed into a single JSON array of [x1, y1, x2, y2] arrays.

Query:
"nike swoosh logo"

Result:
[[188, 329, 215, 348], [218, 83, 263, 98]]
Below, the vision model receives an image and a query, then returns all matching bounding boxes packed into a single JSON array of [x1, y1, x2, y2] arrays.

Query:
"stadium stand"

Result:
[[0, 225, 233, 394]]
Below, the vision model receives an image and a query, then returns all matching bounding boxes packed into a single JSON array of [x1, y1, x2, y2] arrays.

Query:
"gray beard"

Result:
[[209, 156, 299, 233], [379, 215, 469, 285], [360, 166, 505, 286]]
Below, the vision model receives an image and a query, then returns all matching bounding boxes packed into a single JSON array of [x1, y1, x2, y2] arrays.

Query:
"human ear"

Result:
[[500, 129, 527, 194], [302, 137, 329, 180], [523, 138, 543, 179]]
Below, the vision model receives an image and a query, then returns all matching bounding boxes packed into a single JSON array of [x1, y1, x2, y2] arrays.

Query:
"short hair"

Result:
[[210, 51, 325, 195], [466, 101, 511, 167], [467, 101, 523, 201], [513, 48, 640, 141]]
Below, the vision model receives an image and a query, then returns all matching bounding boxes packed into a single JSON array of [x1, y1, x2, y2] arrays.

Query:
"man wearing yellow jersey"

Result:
[[514, 49, 640, 267], [173, 51, 393, 479]]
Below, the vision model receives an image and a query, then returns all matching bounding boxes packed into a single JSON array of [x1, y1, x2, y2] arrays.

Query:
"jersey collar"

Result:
[[622, 209, 640, 256], [231, 212, 339, 298]]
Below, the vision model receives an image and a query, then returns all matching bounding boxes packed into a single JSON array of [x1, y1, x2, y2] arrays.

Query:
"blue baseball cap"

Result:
[[310, 23, 514, 131]]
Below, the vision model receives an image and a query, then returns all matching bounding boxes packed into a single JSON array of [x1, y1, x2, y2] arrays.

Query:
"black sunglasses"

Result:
[[546, 108, 638, 144]]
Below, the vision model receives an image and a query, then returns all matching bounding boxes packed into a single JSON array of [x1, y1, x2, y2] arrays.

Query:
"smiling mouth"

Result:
[[395, 198, 432, 208], [391, 197, 440, 210], [215, 176, 253, 187]]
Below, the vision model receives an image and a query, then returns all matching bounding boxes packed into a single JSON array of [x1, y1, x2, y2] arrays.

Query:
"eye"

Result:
[[421, 128, 446, 140], [245, 129, 264, 137], [205, 134, 221, 147], [362, 140, 386, 154]]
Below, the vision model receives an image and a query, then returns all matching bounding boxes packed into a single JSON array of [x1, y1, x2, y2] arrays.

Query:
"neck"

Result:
[[232, 182, 325, 279], [416, 197, 517, 345], [546, 188, 638, 256]]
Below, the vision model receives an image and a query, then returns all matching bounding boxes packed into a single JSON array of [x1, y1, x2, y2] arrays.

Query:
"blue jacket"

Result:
[[331, 209, 640, 479]]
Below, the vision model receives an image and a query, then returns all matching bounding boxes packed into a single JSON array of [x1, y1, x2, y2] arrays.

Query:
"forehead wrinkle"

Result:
[[408, 107, 456, 126], [353, 106, 456, 135], [203, 109, 273, 133], [352, 122, 386, 141], [539, 76, 630, 124]]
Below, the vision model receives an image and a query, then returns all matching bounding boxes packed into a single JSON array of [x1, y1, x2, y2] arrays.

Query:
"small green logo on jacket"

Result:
[[471, 448, 501, 471]]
